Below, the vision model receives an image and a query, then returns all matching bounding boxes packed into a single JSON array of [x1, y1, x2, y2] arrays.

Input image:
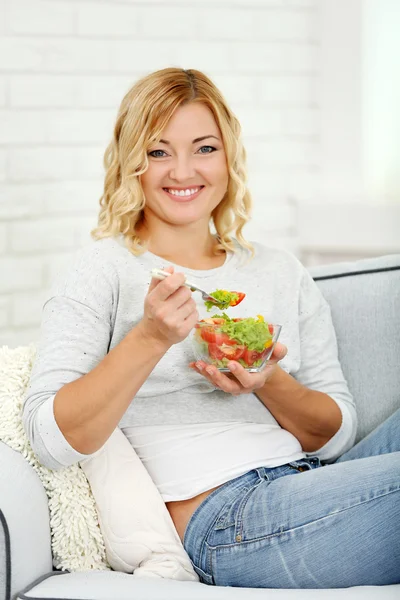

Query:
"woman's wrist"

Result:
[[258, 365, 309, 407], [131, 320, 172, 356], [261, 364, 295, 392]]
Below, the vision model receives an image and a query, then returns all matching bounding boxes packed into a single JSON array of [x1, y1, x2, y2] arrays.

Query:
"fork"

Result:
[[151, 268, 219, 305]]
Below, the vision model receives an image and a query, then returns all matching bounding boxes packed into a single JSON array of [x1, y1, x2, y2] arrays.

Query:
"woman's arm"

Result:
[[53, 323, 168, 456], [255, 366, 342, 452], [54, 269, 199, 456], [192, 352, 344, 454], [24, 264, 198, 469], [191, 262, 357, 462]]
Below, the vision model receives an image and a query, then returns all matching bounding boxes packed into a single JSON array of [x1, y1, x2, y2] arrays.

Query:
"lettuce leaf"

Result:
[[211, 313, 273, 352], [205, 289, 239, 312]]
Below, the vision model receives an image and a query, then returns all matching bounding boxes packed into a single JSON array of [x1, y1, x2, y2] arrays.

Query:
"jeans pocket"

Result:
[[212, 480, 266, 546], [214, 484, 253, 531]]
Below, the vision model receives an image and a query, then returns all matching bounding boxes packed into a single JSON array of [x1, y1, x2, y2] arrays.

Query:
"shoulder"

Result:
[[248, 242, 327, 304], [74, 235, 126, 262], [51, 237, 124, 297], [236, 240, 305, 277]]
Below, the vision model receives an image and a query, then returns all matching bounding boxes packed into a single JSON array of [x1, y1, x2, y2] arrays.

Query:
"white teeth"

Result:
[[166, 187, 201, 196]]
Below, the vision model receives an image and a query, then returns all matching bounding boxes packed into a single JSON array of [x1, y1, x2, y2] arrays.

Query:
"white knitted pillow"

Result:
[[0, 344, 110, 572]]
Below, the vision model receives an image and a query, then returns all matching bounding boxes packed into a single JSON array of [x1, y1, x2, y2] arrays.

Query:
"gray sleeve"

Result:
[[294, 267, 357, 461], [22, 247, 116, 470]]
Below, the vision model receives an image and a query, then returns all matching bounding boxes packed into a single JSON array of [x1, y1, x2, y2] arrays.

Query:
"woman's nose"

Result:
[[169, 157, 196, 182]]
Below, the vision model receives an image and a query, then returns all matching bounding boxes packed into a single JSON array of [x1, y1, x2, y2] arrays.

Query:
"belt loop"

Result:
[[255, 467, 267, 480]]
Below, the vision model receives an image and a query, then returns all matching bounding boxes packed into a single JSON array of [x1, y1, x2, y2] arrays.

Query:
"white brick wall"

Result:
[[0, 77, 6, 107], [0, 0, 319, 346], [0, 149, 6, 182]]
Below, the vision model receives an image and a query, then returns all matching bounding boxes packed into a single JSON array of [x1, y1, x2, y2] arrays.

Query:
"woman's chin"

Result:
[[168, 213, 208, 226], [161, 205, 212, 226]]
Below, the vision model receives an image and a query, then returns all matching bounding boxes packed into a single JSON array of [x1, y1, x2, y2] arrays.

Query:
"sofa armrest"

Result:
[[0, 441, 53, 600]]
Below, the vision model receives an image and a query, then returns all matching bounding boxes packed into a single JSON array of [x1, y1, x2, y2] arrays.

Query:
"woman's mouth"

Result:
[[162, 186, 205, 202]]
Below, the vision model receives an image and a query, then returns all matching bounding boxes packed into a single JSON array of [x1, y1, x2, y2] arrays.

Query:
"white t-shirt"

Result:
[[124, 422, 306, 501]]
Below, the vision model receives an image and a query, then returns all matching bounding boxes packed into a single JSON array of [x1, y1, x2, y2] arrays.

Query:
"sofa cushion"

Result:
[[310, 254, 400, 442], [0, 345, 108, 576], [15, 571, 400, 600], [0, 442, 53, 600]]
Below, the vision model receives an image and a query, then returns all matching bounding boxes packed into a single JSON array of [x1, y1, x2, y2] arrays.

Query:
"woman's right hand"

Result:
[[138, 266, 199, 348]]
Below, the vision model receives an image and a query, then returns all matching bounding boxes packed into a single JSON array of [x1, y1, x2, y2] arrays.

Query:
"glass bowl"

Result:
[[191, 316, 282, 373]]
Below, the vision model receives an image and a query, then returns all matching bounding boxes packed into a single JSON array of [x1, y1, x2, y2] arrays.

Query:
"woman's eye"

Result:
[[197, 145, 216, 154], [148, 149, 168, 158]]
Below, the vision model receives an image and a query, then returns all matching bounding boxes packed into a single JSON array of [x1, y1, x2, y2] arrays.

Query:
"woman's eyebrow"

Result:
[[158, 135, 220, 145]]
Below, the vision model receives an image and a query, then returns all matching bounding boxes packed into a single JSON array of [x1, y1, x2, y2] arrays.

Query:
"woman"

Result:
[[23, 68, 399, 588]]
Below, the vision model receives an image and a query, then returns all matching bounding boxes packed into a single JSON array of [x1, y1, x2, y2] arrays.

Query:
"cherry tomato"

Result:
[[229, 292, 245, 307], [200, 326, 217, 344], [200, 328, 237, 346], [208, 343, 225, 360], [219, 344, 245, 360], [217, 333, 238, 346], [243, 347, 269, 367]]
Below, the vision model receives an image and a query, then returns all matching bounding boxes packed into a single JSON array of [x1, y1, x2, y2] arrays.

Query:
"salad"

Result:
[[193, 313, 275, 369], [205, 289, 245, 312]]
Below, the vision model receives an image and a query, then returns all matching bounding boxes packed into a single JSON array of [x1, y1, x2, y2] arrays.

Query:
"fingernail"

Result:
[[196, 362, 203, 371], [229, 363, 237, 371], [206, 366, 214, 376]]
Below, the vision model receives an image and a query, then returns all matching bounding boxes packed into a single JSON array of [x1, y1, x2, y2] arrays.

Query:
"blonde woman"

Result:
[[24, 68, 400, 588]]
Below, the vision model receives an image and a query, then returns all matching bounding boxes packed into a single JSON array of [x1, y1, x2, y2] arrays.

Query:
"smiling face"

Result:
[[140, 102, 229, 231]]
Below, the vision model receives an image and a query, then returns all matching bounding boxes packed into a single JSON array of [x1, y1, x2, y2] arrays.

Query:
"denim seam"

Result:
[[205, 484, 400, 550], [235, 480, 265, 540], [202, 516, 221, 578]]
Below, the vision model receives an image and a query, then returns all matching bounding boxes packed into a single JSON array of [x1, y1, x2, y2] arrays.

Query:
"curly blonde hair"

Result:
[[91, 67, 254, 257]]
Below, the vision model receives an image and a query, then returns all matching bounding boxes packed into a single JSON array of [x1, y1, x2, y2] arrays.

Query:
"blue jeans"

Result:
[[183, 408, 400, 588]]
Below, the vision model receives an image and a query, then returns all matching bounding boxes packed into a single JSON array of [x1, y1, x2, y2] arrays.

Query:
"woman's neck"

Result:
[[137, 222, 225, 270]]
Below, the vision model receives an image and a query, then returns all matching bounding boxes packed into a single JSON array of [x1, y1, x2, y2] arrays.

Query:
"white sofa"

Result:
[[1, 254, 399, 600]]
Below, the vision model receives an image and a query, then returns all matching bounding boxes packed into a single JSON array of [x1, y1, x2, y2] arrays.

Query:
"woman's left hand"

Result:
[[189, 342, 288, 395]]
